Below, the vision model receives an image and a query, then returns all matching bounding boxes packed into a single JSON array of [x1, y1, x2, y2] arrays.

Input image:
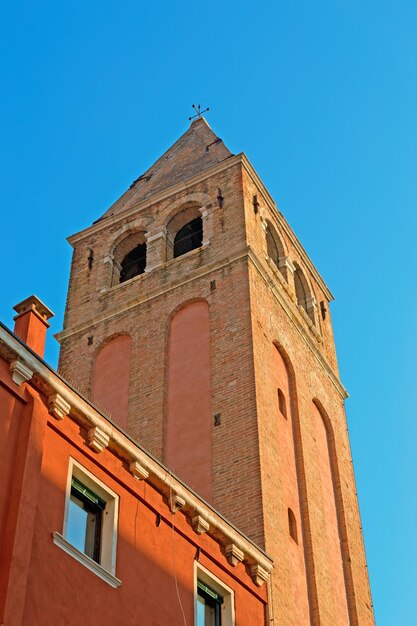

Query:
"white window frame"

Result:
[[194, 561, 235, 626], [53, 457, 121, 588]]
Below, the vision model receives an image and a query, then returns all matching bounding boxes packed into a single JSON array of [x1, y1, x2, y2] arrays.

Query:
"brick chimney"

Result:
[[13, 295, 54, 358]]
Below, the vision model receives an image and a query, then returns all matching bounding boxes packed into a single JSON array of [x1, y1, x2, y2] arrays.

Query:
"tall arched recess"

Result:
[[272, 345, 311, 625], [166, 301, 213, 501], [91, 335, 132, 430], [311, 400, 352, 625]]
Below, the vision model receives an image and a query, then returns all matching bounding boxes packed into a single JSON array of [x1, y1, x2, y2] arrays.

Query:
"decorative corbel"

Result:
[[169, 492, 186, 514], [48, 393, 71, 420], [225, 543, 245, 566], [87, 426, 110, 453], [250, 564, 270, 587], [10, 359, 34, 385], [192, 515, 210, 535], [129, 460, 149, 481]]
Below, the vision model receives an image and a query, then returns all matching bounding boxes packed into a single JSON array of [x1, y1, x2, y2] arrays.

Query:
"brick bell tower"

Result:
[[57, 117, 374, 625]]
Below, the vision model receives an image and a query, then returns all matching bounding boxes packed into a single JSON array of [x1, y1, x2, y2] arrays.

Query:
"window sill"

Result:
[[164, 241, 209, 267], [99, 242, 210, 298], [297, 305, 321, 340], [52, 532, 122, 588], [100, 269, 146, 296], [266, 255, 287, 286], [265, 256, 322, 340]]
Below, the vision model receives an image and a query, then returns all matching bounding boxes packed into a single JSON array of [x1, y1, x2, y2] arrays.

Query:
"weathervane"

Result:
[[189, 103, 210, 121]]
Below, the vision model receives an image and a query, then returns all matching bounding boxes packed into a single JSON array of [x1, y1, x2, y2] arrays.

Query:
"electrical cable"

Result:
[[168, 472, 188, 626]]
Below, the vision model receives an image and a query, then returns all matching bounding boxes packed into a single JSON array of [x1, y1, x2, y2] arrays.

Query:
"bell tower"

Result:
[[57, 117, 374, 625]]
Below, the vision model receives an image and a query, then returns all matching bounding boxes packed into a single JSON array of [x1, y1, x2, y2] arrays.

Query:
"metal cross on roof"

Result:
[[189, 103, 210, 121]]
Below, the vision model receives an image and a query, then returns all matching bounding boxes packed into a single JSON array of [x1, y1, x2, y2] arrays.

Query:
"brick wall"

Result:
[[58, 149, 374, 625]]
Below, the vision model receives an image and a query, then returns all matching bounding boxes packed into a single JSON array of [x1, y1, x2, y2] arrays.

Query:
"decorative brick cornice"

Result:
[[10, 359, 34, 385], [48, 393, 71, 420], [87, 426, 110, 453]]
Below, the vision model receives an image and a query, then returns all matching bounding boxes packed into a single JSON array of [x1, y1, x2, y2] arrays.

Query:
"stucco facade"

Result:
[[0, 310, 270, 626]]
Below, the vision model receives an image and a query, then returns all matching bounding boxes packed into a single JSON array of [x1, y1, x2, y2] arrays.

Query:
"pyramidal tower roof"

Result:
[[101, 117, 233, 219]]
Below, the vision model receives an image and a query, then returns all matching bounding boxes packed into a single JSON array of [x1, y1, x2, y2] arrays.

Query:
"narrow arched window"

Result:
[[278, 388, 287, 418], [266, 227, 280, 266], [311, 401, 350, 620], [294, 264, 315, 323], [120, 242, 147, 282], [288, 508, 298, 543], [111, 231, 147, 286], [265, 221, 287, 280], [294, 267, 308, 310], [173, 217, 203, 258]]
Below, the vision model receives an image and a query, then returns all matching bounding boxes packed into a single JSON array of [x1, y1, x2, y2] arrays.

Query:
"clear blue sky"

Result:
[[1, 2, 416, 622]]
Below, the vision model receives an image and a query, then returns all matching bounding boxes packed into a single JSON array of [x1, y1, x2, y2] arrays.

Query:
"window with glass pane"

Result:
[[66, 477, 106, 563], [196, 580, 223, 626]]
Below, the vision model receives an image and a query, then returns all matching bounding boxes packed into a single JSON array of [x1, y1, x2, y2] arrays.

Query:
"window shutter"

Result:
[[197, 580, 224, 604], [71, 477, 106, 510]]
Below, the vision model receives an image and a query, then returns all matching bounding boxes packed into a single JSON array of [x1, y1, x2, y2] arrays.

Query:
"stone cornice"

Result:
[[53, 245, 346, 399], [0, 323, 273, 584], [55, 246, 248, 343]]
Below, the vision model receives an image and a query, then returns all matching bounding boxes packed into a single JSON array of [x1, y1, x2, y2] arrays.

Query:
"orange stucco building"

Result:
[[0, 118, 374, 625], [0, 299, 270, 626]]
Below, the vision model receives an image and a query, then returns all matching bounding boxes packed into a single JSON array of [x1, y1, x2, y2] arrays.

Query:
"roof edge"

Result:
[[0, 321, 273, 579], [67, 154, 243, 246]]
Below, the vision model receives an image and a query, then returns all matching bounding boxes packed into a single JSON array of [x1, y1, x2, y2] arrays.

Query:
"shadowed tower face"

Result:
[[58, 117, 374, 626]]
